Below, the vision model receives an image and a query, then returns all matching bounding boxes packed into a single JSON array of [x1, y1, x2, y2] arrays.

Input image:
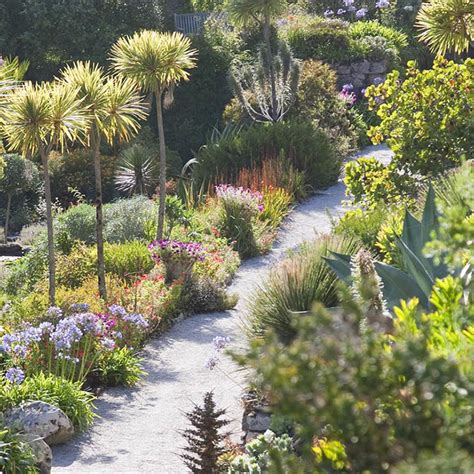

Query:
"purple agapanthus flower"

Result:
[[205, 354, 219, 370], [5, 367, 25, 385], [70, 303, 90, 313], [213, 336, 231, 352], [355, 7, 368, 18], [343, 0, 354, 6], [122, 313, 149, 329], [375, 0, 390, 8], [324, 9, 334, 17], [337, 8, 346, 15], [46, 306, 63, 320]]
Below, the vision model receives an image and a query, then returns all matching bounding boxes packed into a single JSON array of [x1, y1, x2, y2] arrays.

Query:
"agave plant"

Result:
[[325, 186, 449, 310]]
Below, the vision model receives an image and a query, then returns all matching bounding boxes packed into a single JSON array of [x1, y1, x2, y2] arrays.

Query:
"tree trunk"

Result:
[[40, 147, 56, 306], [4, 193, 11, 244], [263, 16, 278, 122], [156, 89, 167, 241], [92, 129, 107, 300]]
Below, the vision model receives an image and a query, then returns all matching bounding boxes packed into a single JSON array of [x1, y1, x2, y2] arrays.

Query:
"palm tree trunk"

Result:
[[156, 89, 167, 241], [4, 193, 11, 244], [263, 16, 278, 122], [40, 146, 56, 306], [92, 129, 107, 301]]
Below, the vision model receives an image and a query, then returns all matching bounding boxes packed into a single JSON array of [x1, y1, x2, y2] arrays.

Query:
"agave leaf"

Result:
[[401, 210, 423, 256], [375, 261, 429, 309], [421, 184, 438, 238], [323, 252, 352, 283], [395, 237, 434, 297]]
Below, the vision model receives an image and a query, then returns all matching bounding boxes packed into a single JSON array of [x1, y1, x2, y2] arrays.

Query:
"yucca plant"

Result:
[[247, 234, 361, 343], [60, 61, 147, 299], [110, 30, 197, 240], [416, 0, 474, 56], [325, 186, 449, 311], [227, 0, 288, 121], [2, 82, 90, 304], [115, 144, 158, 196]]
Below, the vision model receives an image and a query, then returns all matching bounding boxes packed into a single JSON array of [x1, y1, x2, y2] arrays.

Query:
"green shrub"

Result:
[[291, 59, 359, 158], [259, 188, 293, 229], [104, 241, 154, 281], [239, 282, 474, 472], [0, 373, 95, 430], [348, 20, 408, 51], [247, 234, 360, 343], [193, 121, 340, 194], [0, 427, 38, 473], [56, 244, 97, 289], [96, 348, 144, 387], [366, 58, 474, 176], [334, 206, 387, 255], [56, 203, 96, 250]]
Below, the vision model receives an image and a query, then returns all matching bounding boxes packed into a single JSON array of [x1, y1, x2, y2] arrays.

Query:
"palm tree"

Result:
[[416, 0, 473, 56], [110, 30, 197, 240], [1, 82, 89, 304], [60, 61, 147, 300], [227, 0, 287, 122]]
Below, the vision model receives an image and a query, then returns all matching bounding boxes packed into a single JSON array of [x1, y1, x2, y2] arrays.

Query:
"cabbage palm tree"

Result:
[[227, 0, 287, 121], [110, 30, 197, 240], [60, 61, 147, 300], [1, 82, 89, 304], [416, 0, 474, 56]]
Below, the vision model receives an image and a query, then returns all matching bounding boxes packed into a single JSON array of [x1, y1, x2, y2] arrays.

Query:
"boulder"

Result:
[[336, 65, 351, 75], [351, 60, 371, 74], [370, 61, 387, 74], [5, 401, 74, 446], [242, 410, 271, 433], [18, 433, 52, 474]]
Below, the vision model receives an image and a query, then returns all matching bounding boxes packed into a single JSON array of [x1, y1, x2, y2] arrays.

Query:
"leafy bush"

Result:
[[348, 20, 408, 51], [366, 58, 474, 176], [0, 373, 95, 430], [0, 427, 38, 473], [193, 121, 340, 194], [104, 241, 154, 281], [344, 156, 416, 209], [247, 234, 360, 343], [291, 59, 359, 158], [259, 188, 293, 229], [96, 348, 144, 387]]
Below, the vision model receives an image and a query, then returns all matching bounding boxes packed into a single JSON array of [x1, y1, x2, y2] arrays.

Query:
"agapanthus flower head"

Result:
[[108, 304, 128, 318], [337, 8, 346, 15], [213, 336, 231, 352], [403, 5, 413, 11], [372, 76, 384, 85], [343, 0, 354, 7], [101, 337, 116, 351], [46, 306, 63, 320], [148, 240, 206, 264], [324, 9, 334, 17], [205, 354, 219, 370], [375, 0, 390, 8], [70, 303, 90, 313], [5, 367, 25, 385], [122, 313, 149, 329], [356, 7, 368, 18]]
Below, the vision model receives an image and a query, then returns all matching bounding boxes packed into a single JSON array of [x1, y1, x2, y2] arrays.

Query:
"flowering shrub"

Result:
[[215, 185, 264, 216], [0, 304, 148, 382], [148, 239, 206, 282]]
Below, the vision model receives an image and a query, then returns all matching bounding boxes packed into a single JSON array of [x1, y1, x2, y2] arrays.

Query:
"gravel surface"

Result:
[[52, 145, 392, 473]]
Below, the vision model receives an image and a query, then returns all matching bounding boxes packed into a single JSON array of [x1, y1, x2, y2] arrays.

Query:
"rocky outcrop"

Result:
[[18, 433, 53, 474], [336, 60, 389, 88], [241, 402, 272, 444], [5, 401, 74, 446]]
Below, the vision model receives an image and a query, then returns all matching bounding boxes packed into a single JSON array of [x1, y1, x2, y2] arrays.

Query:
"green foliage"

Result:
[[344, 157, 416, 209], [0, 373, 95, 430], [326, 186, 451, 310], [193, 121, 340, 193], [104, 241, 154, 281], [229, 431, 294, 473], [291, 60, 359, 158], [247, 234, 360, 343], [238, 285, 474, 472], [96, 348, 145, 387], [165, 195, 192, 238], [0, 427, 38, 473], [281, 16, 406, 65], [366, 58, 474, 177], [0, 0, 164, 81], [334, 206, 388, 255], [259, 188, 292, 229]]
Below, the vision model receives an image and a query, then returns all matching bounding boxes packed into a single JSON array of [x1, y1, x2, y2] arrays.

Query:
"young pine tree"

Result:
[[180, 392, 230, 473]]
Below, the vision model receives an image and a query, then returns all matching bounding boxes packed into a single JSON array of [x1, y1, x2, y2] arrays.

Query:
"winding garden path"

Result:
[[52, 145, 392, 473]]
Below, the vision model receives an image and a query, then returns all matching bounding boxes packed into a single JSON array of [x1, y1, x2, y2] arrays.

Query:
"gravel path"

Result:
[[52, 145, 392, 473]]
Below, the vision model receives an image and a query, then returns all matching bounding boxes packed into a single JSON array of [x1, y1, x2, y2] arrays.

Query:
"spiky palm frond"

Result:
[[2, 82, 90, 156], [416, 0, 474, 56], [115, 144, 158, 195], [60, 61, 147, 145], [109, 30, 198, 94], [227, 0, 287, 26]]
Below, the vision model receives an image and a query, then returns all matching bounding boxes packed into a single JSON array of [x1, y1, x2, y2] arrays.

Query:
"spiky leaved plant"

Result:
[[230, 41, 300, 123], [110, 31, 197, 241], [180, 392, 230, 474]]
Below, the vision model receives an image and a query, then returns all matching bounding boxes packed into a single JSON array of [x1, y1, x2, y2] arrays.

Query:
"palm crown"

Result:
[[109, 30, 197, 95]]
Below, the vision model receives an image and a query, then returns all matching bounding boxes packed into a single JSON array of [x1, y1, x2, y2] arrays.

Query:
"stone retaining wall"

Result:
[[335, 59, 388, 88]]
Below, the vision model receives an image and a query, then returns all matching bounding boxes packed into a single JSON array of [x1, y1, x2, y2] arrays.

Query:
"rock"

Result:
[[5, 401, 74, 446], [351, 60, 370, 74], [242, 411, 271, 432], [336, 65, 351, 75], [0, 243, 29, 257], [18, 433, 52, 474], [370, 61, 387, 74]]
